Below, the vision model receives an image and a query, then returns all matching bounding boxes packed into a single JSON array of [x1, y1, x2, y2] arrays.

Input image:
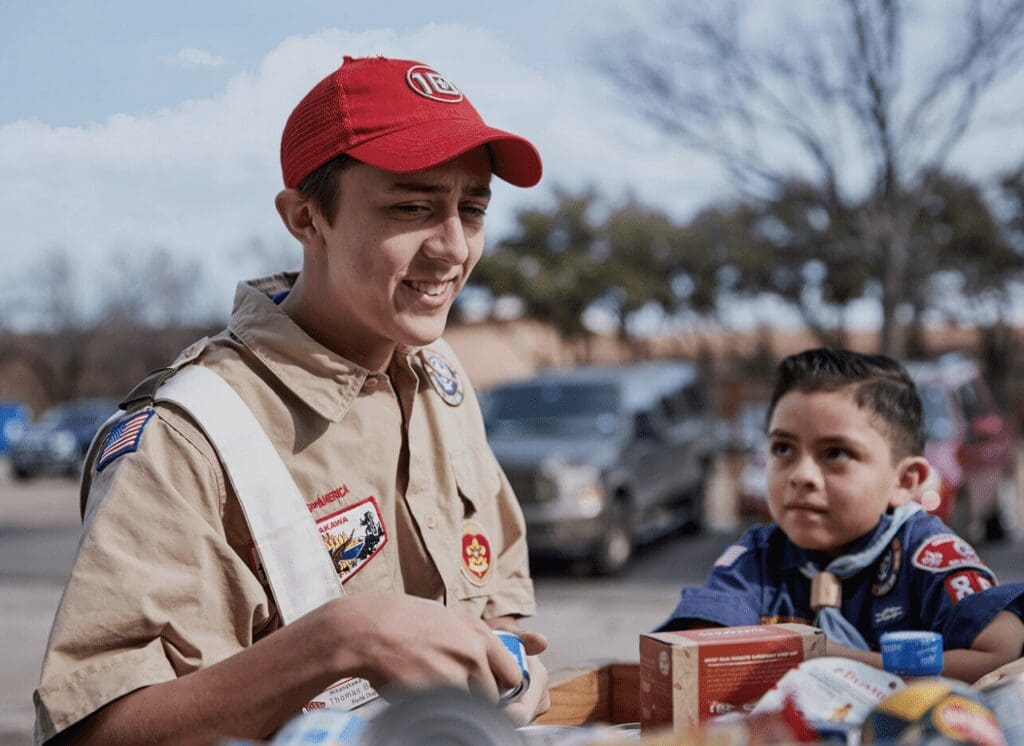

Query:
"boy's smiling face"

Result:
[[766, 387, 926, 555]]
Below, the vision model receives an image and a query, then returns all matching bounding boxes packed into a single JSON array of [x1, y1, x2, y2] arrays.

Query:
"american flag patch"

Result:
[[96, 409, 155, 472], [714, 543, 747, 568]]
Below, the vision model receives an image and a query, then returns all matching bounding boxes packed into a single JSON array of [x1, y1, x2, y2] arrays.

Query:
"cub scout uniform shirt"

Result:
[[34, 273, 534, 742], [660, 510, 1024, 650]]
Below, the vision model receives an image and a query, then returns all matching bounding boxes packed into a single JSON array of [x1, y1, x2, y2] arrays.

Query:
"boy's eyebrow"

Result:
[[814, 434, 867, 450], [386, 182, 492, 198], [767, 429, 867, 449]]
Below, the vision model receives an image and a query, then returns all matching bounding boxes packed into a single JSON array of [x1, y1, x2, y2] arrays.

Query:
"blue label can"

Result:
[[880, 631, 943, 676], [493, 630, 530, 705]]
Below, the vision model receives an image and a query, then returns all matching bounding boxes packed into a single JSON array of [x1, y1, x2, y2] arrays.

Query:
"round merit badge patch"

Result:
[[461, 520, 492, 586], [425, 353, 464, 407], [872, 538, 902, 597]]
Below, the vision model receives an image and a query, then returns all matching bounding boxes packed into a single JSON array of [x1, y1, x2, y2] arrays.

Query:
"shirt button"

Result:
[[426, 516, 437, 529], [363, 376, 379, 392]]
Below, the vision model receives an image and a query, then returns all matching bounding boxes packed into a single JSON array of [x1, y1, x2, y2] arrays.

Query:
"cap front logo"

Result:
[[406, 65, 463, 103]]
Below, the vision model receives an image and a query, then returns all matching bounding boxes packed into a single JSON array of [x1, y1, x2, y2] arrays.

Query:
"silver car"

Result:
[[483, 362, 718, 574]]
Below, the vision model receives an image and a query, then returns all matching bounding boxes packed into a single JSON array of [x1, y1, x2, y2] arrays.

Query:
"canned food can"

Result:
[[880, 631, 943, 676], [493, 630, 530, 705]]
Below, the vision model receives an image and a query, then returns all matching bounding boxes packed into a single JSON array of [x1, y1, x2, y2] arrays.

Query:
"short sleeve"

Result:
[[482, 460, 536, 619], [904, 528, 1005, 649], [941, 582, 1024, 650], [656, 531, 765, 631], [33, 408, 270, 742], [457, 374, 535, 619]]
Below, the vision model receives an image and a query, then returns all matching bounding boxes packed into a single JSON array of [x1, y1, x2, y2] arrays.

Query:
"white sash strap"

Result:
[[155, 365, 343, 623]]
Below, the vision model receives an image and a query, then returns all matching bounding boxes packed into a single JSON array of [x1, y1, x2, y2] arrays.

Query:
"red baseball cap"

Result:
[[280, 55, 542, 189]]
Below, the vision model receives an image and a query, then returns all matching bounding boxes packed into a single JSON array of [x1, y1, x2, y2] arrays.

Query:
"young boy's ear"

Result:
[[890, 456, 932, 508]]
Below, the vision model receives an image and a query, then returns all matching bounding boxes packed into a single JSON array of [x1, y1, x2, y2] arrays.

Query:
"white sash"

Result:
[[156, 364, 378, 711]]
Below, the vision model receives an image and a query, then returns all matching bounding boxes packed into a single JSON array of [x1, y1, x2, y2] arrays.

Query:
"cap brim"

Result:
[[346, 118, 542, 188]]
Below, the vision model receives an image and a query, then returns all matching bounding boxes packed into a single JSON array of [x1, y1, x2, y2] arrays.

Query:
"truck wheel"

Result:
[[592, 499, 632, 575], [681, 462, 712, 535]]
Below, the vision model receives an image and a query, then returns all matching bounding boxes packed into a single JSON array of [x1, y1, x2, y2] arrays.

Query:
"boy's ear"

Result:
[[890, 456, 932, 508], [275, 189, 325, 248]]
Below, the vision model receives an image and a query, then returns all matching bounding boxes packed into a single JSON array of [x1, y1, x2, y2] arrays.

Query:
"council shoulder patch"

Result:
[[424, 353, 464, 407], [714, 544, 747, 568], [96, 409, 154, 472], [911, 533, 987, 574], [461, 520, 492, 586], [316, 497, 387, 583]]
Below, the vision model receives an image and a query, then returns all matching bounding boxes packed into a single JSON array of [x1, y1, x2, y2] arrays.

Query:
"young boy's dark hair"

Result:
[[766, 347, 925, 460]]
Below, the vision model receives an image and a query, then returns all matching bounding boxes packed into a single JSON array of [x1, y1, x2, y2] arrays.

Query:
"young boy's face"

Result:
[[765, 387, 918, 555]]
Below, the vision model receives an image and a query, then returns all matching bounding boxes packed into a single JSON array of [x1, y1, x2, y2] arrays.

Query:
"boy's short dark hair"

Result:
[[296, 153, 354, 226], [766, 347, 925, 460]]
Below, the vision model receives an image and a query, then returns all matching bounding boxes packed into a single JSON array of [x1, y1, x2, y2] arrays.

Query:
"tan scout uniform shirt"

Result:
[[34, 273, 534, 742]]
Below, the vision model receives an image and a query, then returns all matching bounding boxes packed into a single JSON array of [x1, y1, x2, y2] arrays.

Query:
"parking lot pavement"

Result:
[[3, 464, 1023, 743], [2, 584, 62, 743]]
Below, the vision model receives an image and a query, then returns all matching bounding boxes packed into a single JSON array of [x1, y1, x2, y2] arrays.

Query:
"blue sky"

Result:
[[2, 1, 1023, 331], [1, 1, 582, 125]]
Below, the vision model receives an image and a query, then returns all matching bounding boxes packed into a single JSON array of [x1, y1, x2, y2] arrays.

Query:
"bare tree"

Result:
[[600, 0, 1024, 355], [99, 247, 214, 328]]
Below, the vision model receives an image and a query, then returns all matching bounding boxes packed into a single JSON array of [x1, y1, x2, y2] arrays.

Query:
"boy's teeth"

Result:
[[409, 280, 447, 296]]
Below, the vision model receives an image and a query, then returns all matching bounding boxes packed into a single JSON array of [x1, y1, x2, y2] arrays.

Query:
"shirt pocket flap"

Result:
[[449, 448, 501, 516], [449, 450, 503, 601]]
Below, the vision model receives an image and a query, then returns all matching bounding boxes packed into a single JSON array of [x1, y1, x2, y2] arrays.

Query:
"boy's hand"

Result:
[[328, 596, 523, 701], [825, 638, 884, 670], [485, 617, 551, 724], [503, 654, 550, 725]]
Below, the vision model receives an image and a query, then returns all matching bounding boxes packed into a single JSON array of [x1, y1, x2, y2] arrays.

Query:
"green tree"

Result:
[[473, 190, 645, 342]]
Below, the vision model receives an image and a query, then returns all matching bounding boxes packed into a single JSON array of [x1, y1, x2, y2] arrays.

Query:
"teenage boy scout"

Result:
[[34, 55, 547, 744]]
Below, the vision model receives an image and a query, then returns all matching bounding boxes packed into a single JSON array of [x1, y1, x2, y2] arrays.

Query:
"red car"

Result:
[[735, 355, 1021, 543], [909, 356, 1020, 543]]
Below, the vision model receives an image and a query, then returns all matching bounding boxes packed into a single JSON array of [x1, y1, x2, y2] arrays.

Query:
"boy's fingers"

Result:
[[487, 632, 526, 693], [515, 630, 548, 656]]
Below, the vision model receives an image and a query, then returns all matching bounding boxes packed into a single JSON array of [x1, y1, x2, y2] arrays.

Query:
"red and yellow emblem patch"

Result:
[[460, 520, 492, 585]]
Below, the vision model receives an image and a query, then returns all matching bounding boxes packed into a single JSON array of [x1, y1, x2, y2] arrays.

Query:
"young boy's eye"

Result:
[[824, 446, 852, 461], [392, 203, 430, 217], [769, 441, 792, 458], [460, 203, 487, 219]]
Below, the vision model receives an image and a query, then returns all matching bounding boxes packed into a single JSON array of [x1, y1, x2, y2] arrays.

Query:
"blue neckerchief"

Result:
[[799, 502, 923, 649]]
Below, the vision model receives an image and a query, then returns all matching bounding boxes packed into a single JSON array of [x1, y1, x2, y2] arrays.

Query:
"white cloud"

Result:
[[0, 25, 727, 324], [165, 47, 228, 69]]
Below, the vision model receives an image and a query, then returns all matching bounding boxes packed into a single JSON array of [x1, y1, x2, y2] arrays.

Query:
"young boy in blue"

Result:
[[660, 348, 1024, 683]]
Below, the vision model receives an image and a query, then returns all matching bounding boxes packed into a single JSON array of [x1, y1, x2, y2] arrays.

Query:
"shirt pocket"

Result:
[[449, 448, 503, 608]]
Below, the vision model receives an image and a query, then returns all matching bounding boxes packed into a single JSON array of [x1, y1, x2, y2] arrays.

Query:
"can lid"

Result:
[[880, 631, 943, 676]]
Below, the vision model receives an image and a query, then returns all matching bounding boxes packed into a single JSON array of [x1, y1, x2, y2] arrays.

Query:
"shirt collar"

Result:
[[227, 272, 371, 423], [780, 512, 894, 571]]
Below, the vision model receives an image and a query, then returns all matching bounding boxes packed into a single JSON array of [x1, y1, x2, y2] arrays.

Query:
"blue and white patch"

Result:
[[714, 543, 747, 568], [96, 409, 155, 472], [424, 353, 464, 407], [872, 538, 902, 597]]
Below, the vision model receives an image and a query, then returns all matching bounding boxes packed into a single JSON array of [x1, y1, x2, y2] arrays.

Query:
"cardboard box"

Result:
[[639, 623, 825, 731]]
